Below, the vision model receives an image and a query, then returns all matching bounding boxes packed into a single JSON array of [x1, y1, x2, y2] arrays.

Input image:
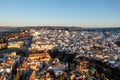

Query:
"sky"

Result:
[[0, 0, 120, 27]]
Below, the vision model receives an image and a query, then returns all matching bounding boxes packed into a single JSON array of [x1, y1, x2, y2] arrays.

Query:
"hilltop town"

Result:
[[0, 27, 120, 80]]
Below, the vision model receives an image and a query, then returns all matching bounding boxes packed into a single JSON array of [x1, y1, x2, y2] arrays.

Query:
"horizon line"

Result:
[[0, 25, 120, 28]]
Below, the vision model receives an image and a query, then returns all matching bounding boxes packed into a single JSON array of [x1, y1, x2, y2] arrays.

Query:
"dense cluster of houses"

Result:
[[0, 27, 120, 80], [30, 28, 120, 69]]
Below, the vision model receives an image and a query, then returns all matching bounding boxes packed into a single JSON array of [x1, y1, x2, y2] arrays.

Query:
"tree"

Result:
[[13, 69, 20, 80], [57, 74, 71, 80], [100, 73, 106, 80], [94, 71, 99, 78]]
